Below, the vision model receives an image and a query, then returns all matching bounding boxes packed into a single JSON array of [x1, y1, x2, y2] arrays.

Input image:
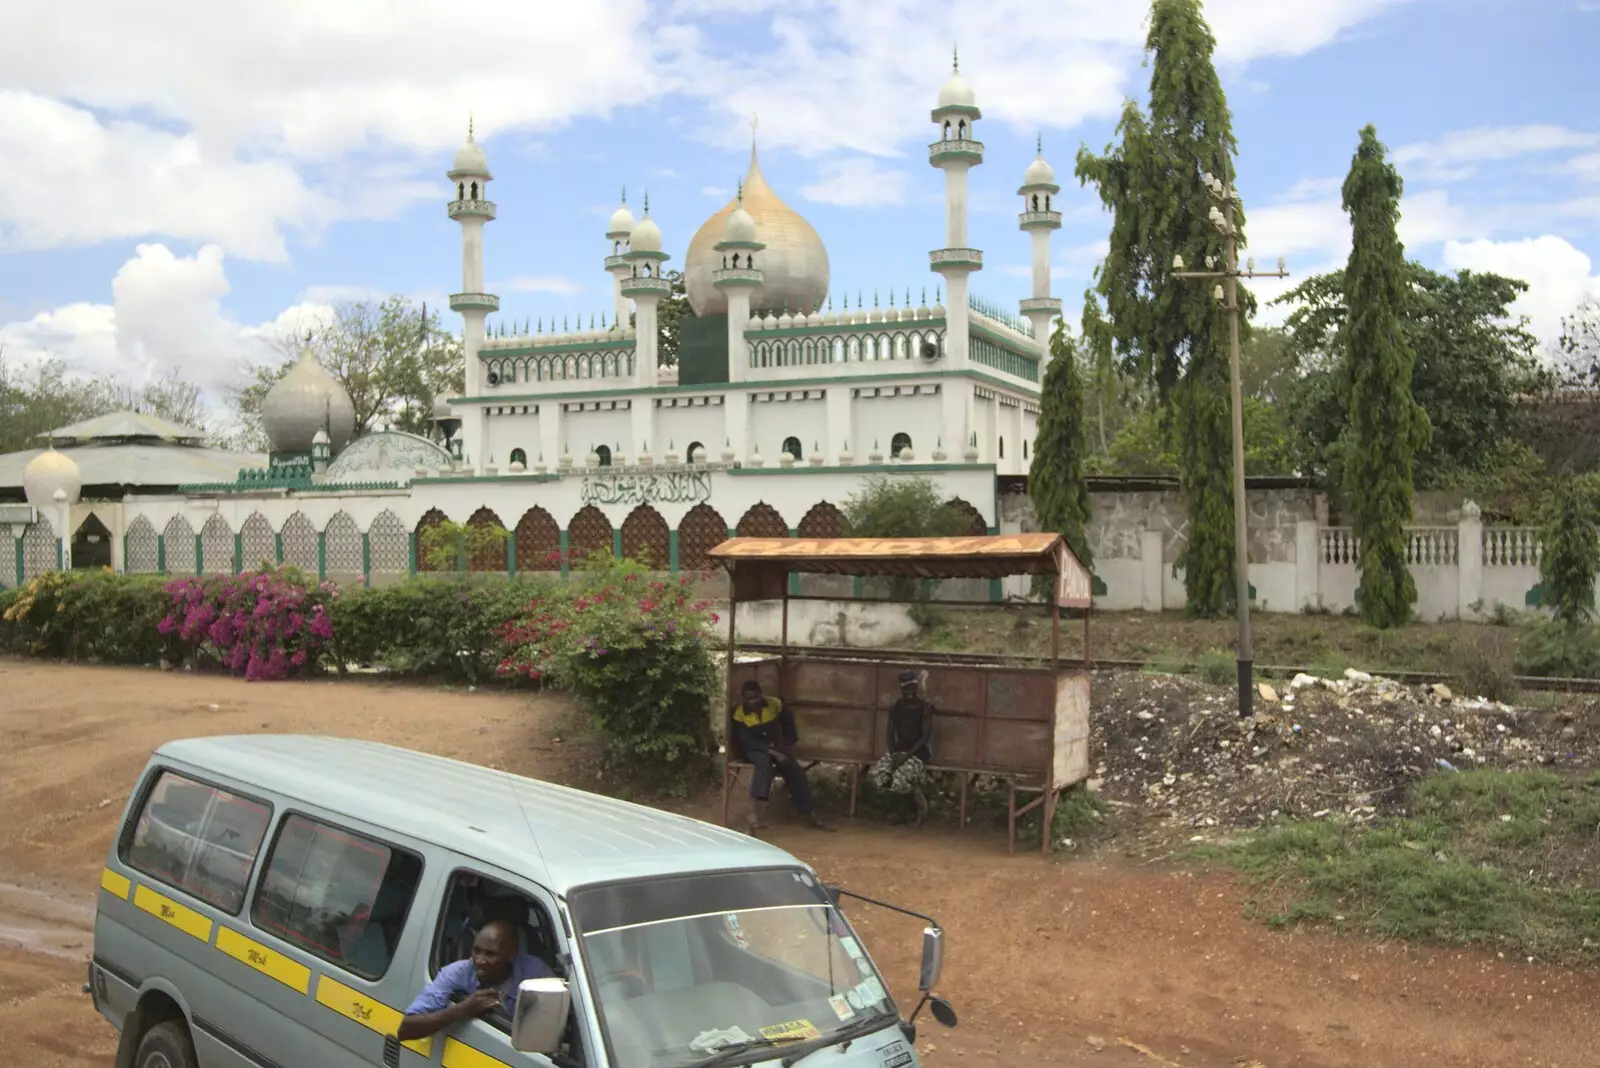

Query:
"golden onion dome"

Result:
[[685, 147, 829, 317]]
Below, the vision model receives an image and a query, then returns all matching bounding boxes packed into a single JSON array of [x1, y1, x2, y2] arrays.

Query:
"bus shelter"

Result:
[[708, 533, 1094, 855]]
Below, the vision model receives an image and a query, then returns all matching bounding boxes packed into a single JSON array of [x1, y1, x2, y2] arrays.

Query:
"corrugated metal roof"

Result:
[[0, 442, 266, 490], [154, 735, 794, 894], [42, 410, 207, 442]]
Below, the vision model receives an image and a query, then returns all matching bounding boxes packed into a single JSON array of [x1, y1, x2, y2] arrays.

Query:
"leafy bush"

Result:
[[1453, 632, 1519, 702], [1196, 648, 1235, 687], [1, 569, 172, 663], [843, 476, 973, 605], [1516, 618, 1600, 679], [498, 556, 720, 786], [158, 568, 334, 680], [330, 576, 557, 682]]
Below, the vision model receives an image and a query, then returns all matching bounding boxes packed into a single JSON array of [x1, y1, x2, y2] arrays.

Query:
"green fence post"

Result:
[[157, 534, 167, 574], [788, 528, 800, 596], [194, 534, 203, 574], [317, 532, 327, 582], [15, 536, 24, 586], [612, 529, 623, 560], [507, 533, 518, 578], [559, 530, 570, 579], [275, 533, 285, 565], [362, 533, 372, 589], [668, 531, 680, 574], [233, 533, 243, 574], [408, 532, 418, 576]]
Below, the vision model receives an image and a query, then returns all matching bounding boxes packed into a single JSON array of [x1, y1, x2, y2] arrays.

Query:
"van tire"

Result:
[[134, 1020, 197, 1068]]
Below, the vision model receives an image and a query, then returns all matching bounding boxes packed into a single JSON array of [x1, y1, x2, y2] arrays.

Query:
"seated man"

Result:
[[731, 680, 832, 833], [869, 670, 934, 826], [397, 919, 553, 1042]]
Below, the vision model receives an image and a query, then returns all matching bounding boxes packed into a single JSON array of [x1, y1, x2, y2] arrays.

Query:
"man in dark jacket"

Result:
[[731, 680, 832, 833], [869, 670, 934, 826]]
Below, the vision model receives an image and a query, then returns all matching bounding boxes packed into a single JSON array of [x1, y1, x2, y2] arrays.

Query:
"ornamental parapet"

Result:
[[928, 139, 984, 165], [1018, 210, 1063, 229], [449, 292, 500, 312], [447, 199, 497, 220], [929, 248, 983, 272]]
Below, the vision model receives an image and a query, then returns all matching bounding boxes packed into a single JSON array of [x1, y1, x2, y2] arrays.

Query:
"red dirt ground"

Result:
[[0, 658, 1593, 1068]]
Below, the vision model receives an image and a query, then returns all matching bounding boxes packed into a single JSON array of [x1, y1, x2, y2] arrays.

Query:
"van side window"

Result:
[[120, 770, 272, 914], [251, 814, 423, 980]]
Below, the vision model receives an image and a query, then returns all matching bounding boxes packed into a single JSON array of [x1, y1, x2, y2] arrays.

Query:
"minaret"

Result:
[[712, 180, 765, 383], [604, 187, 636, 327], [447, 119, 498, 475], [929, 47, 982, 370], [620, 192, 671, 388], [1018, 134, 1063, 360]]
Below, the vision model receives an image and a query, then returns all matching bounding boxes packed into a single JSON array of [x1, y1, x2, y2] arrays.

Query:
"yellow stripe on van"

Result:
[[314, 975, 432, 1056], [132, 884, 213, 943], [443, 1037, 512, 1068], [100, 868, 131, 900], [215, 927, 311, 995]]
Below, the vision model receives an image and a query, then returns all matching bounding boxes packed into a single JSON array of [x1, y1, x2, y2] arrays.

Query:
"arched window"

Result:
[[958, 119, 966, 139], [891, 432, 912, 459], [614, 240, 621, 255], [1045, 193, 1052, 210], [509, 447, 528, 468], [470, 181, 478, 199], [595, 444, 613, 467], [457, 182, 465, 200], [998, 437, 1005, 459], [686, 441, 706, 464], [943, 120, 951, 140], [1031, 193, 1039, 211], [731, 252, 741, 267], [782, 436, 803, 461]]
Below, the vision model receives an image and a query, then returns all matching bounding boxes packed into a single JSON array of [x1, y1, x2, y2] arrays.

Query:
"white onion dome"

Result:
[[630, 213, 664, 253], [261, 350, 357, 454], [451, 121, 490, 177], [685, 146, 829, 317], [1024, 152, 1056, 187], [937, 67, 976, 110], [23, 447, 82, 510], [607, 191, 635, 237], [723, 201, 758, 244], [432, 393, 453, 420]]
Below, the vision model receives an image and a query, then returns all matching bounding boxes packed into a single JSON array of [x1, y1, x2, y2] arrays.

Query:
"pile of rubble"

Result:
[[1087, 667, 1600, 833]]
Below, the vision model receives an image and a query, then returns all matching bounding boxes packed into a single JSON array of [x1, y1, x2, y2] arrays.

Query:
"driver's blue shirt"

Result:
[[404, 954, 554, 1018]]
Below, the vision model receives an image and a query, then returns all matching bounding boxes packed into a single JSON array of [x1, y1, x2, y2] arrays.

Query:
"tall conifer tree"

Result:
[[1342, 125, 1429, 628], [1030, 321, 1094, 570], [1076, 0, 1245, 616]]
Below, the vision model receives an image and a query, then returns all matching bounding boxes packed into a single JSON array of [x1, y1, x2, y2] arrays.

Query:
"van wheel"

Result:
[[135, 1020, 197, 1068]]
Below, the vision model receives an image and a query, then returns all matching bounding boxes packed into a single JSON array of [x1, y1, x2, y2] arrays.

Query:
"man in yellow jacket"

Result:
[[731, 679, 833, 833]]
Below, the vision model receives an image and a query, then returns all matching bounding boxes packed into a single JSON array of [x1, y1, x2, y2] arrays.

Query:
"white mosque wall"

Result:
[[850, 392, 943, 460], [749, 395, 827, 462], [562, 405, 633, 460], [652, 403, 726, 463]]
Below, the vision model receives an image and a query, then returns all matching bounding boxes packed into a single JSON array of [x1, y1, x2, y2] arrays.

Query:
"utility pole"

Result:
[[1172, 171, 1288, 718]]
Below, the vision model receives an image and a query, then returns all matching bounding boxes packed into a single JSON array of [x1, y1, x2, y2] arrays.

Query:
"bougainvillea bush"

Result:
[[158, 567, 334, 680], [499, 556, 721, 785]]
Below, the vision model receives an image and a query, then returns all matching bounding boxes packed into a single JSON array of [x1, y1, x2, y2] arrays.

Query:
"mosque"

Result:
[[2, 59, 1065, 591]]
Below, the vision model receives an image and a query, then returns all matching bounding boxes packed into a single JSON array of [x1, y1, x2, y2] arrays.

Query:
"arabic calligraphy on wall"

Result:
[[581, 470, 714, 506]]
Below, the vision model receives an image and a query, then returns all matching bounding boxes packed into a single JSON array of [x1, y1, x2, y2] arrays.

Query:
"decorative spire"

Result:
[[643, 190, 650, 214], [621, 184, 627, 204], [1037, 132, 1043, 155], [736, 177, 744, 206], [467, 114, 475, 141], [750, 111, 759, 165], [952, 43, 959, 72]]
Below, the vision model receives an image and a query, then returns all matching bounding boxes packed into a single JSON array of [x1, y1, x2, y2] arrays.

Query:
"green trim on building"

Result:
[[741, 316, 948, 341], [274, 533, 285, 565], [157, 534, 166, 574], [411, 473, 560, 486], [668, 531, 680, 573], [193, 534, 203, 575], [507, 534, 518, 577], [558, 530, 570, 579], [316, 532, 327, 582], [729, 462, 995, 476], [362, 533, 372, 589], [14, 537, 22, 587], [612, 529, 623, 559], [449, 366, 1038, 406], [233, 533, 243, 575], [407, 532, 418, 576]]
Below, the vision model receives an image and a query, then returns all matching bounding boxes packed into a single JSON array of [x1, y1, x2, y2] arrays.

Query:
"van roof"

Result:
[[153, 735, 798, 896]]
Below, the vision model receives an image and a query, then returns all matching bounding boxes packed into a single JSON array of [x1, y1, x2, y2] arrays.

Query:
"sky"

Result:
[[1, 0, 1597, 413]]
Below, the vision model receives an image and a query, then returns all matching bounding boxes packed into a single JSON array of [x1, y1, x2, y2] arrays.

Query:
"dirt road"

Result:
[[1, 658, 1595, 1068]]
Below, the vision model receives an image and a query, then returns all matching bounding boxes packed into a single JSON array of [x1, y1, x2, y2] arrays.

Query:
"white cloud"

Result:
[[801, 158, 911, 207], [701, 185, 732, 198], [0, 243, 318, 406], [1395, 124, 1600, 182], [496, 276, 584, 295], [1442, 236, 1600, 344]]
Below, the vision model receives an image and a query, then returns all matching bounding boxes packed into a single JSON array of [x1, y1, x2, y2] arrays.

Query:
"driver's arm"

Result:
[[396, 962, 480, 1041]]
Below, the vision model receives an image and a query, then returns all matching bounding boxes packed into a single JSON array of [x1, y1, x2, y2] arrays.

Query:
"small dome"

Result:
[[723, 202, 758, 244], [432, 393, 453, 420], [607, 196, 635, 237], [1024, 153, 1056, 187], [937, 70, 976, 110], [261, 350, 357, 454], [452, 121, 489, 176], [631, 215, 664, 253], [23, 447, 82, 510]]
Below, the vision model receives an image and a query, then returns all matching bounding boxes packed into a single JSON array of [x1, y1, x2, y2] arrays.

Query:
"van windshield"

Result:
[[571, 869, 895, 1066]]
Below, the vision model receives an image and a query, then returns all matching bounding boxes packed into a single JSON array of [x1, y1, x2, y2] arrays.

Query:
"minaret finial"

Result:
[[749, 111, 760, 167], [737, 177, 744, 206], [468, 114, 475, 141], [953, 44, 959, 71], [1037, 132, 1043, 155], [643, 189, 649, 214], [621, 184, 626, 205]]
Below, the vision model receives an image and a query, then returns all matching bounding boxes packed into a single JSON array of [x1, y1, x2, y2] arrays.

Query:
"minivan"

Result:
[[89, 735, 957, 1068]]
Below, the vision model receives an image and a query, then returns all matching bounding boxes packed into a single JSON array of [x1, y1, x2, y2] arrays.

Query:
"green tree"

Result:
[[1341, 125, 1430, 629], [1076, 0, 1248, 617], [1103, 399, 1294, 477], [1539, 476, 1600, 625], [1279, 268, 1541, 487], [232, 297, 462, 449], [419, 519, 510, 576], [1, 350, 222, 453], [843, 476, 973, 603], [1030, 322, 1094, 569]]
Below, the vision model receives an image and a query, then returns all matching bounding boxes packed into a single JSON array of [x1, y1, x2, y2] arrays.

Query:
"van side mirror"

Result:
[[511, 977, 571, 1054], [822, 883, 843, 908], [918, 926, 944, 992]]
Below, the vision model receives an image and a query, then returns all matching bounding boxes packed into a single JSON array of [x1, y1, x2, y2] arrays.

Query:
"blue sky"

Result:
[[1, 0, 1596, 409]]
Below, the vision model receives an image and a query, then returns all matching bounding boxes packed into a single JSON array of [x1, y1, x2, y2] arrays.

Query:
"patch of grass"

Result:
[[1200, 769, 1600, 962], [1141, 649, 1189, 677], [1195, 648, 1234, 687]]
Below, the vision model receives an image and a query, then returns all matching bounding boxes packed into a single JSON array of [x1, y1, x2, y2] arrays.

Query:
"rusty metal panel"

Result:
[[916, 667, 986, 716], [1055, 541, 1093, 609], [984, 672, 1055, 722], [929, 713, 980, 767], [726, 658, 781, 705], [731, 561, 787, 602], [790, 659, 877, 708], [787, 705, 876, 762], [1052, 671, 1092, 787], [980, 718, 1054, 774]]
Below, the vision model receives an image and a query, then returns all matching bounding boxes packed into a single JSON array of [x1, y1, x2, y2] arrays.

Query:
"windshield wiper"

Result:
[[779, 1013, 896, 1068], [680, 1036, 785, 1068]]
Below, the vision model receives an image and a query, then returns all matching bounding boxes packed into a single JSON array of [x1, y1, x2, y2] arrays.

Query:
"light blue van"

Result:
[[89, 735, 957, 1068]]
